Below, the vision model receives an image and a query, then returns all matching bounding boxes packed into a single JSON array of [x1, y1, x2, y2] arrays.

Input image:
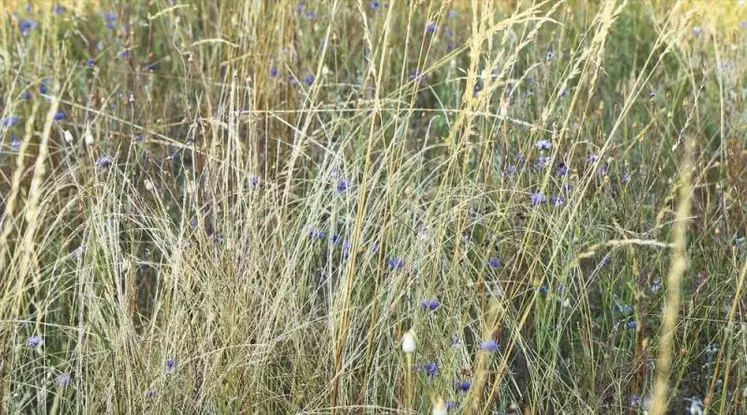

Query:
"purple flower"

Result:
[[455, 380, 471, 392], [426, 23, 437, 34], [146, 63, 156, 72], [556, 163, 569, 177], [601, 255, 611, 265], [551, 195, 565, 207], [560, 88, 568, 97], [370, 1, 379, 10], [55, 373, 71, 386], [296, 4, 305, 14], [561, 183, 574, 194], [54, 111, 66, 121], [121, 50, 131, 59], [424, 362, 438, 376], [622, 170, 632, 184], [249, 175, 260, 187], [627, 321, 638, 330], [535, 140, 552, 150], [487, 257, 502, 268], [546, 51, 555, 61], [336, 178, 350, 193], [630, 394, 641, 408], [87, 59, 95, 68], [331, 234, 342, 245], [450, 336, 462, 347], [11, 136, 21, 153], [447, 43, 457, 51], [447, 401, 459, 411], [20, 19, 36, 36], [303, 75, 315, 86], [480, 339, 500, 352], [269, 67, 279, 78], [145, 389, 157, 399], [2, 116, 19, 127], [587, 153, 599, 164], [310, 229, 326, 240], [445, 29, 454, 39], [530, 191, 547, 206], [370, 242, 380, 254], [504, 165, 518, 177], [305, 10, 316, 20], [534, 156, 551, 170], [22, 91, 31, 101], [54, 5, 66, 14], [538, 286, 548, 295], [165, 358, 176, 374], [617, 304, 633, 314], [387, 257, 404, 270], [97, 155, 113, 168], [27, 335, 44, 349], [651, 278, 662, 293], [420, 298, 440, 311]]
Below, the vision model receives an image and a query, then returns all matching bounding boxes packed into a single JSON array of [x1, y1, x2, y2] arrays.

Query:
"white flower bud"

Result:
[[401, 329, 416, 354]]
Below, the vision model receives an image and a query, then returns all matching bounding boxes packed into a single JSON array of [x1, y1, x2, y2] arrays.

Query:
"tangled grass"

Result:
[[0, 0, 746, 413]]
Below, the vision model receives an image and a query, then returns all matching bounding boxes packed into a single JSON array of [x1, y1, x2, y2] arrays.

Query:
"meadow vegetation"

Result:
[[0, 0, 746, 413]]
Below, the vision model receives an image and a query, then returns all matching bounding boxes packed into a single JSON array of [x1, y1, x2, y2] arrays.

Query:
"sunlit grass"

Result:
[[0, 1, 745, 413]]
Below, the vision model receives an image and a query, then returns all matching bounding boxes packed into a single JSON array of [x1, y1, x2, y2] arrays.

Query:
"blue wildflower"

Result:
[[22, 91, 31, 100], [551, 195, 566, 207], [370, 1, 379, 10], [426, 23, 437, 34], [304, 75, 315, 86], [561, 183, 574, 194], [560, 88, 568, 97], [535, 140, 552, 150], [20, 19, 36, 36], [370, 242, 380, 254], [488, 257, 502, 268], [530, 191, 547, 206], [420, 298, 440, 311], [146, 63, 156, 72], [424, 362, 438, 376], [456, 380, 471, 392], [296, 4, 305, 14], [601, 255, 611, 265], [40, 83, 49, 95], [2, 116, 19, 127], [622, 170, 632, 184], [55, 373, 71, 386], [587, 153, 599, 164], [145, 389, 157, 399], [538, 286, 548, 295], [617, 304, 633, 314], [97, 155, 113, 168], [310, 229, 326, 240], [270, 67, 279, 78], [249, 175, 260, 187], [54, 5, 66, 14], [305, 10, 316, 19], [556, 162, 569, 177], [27, 335, 44, 349], [336, 178, 350, 193], [165, 358, 176, 374], [11, 136, 21, 153], [627, 321, 638, 330], [331, 234, 342, 245], [387, 257, 404, 270], [504, 165, 518, 177], [534, 156, 551, 170], [480, 339, 500, 352], [651, 278, 662, 293], [546, 51, 555, 60], [54, 111, 65, 121], [121, 50, 131, 59], [446, 401, 459, 411], [630, 394, 641, 408]]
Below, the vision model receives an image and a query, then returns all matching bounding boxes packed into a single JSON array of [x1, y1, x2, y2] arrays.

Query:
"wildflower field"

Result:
[[1, 0, 746, 413]]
